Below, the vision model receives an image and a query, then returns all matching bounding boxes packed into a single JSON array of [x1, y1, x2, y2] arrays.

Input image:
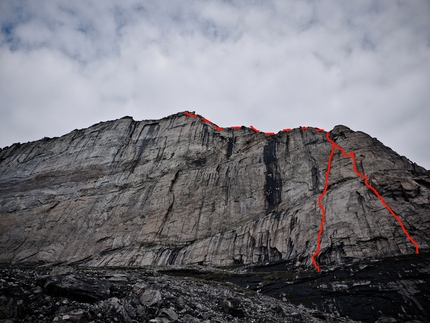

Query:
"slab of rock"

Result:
[[0, 112, 429, 270], [38, 274, 112, 303], [139, 289, 162, 307]]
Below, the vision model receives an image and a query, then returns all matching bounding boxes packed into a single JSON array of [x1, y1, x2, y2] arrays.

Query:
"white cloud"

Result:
[[0, 0, 429, 168]]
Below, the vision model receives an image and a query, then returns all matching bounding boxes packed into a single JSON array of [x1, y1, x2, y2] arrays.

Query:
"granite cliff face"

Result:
[[1, 112, 430, 322], [0, 112, 429, 270]]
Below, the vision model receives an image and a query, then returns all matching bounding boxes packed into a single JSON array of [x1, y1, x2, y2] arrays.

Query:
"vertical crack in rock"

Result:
[[166, 246, 183, 265], [112, 119, 137, 163], [224, 166, 230, 203], [263, 139, 282, 213], [130, 123, 159, 173], [155, 137, 168, 162], [311, 165, 319, 191], [226, 137, 236, 159], [284, 134, 290, 158], [202, 125, 210, 147], [156, 171, 179, 238]]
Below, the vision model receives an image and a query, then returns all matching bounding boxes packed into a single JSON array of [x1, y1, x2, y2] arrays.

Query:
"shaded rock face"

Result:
[[0, 112, 429, 270]]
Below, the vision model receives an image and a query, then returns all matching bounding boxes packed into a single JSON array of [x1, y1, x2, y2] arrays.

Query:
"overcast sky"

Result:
[[1, 0, 429, 168]]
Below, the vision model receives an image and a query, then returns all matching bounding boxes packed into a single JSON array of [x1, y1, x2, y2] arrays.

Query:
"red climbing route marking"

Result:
[[181, 111, 419, 271], [312, 131, 420, 272], [312, 137, 335, 272], [184, 111, 197, 117], [325, 133, 419, 254], [250, 125, 260, 133]]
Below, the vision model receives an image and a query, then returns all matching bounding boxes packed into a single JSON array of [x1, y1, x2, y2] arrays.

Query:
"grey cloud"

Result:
[[0, 0, 429, 168]]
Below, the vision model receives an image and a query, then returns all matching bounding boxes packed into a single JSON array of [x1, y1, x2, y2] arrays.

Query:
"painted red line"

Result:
[[182, 112, 418, 271], [265, 132, 275, 135], [326, 134, 419, 254], [313, 132, 420, 272], [250, 125, 260, 133], [183, 111, 224, 130], [312, 142, 335, 272], [184, 111, 197, 117]]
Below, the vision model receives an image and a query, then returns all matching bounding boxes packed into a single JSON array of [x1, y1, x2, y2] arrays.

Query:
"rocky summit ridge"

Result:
[[0, 111, 430, 322]]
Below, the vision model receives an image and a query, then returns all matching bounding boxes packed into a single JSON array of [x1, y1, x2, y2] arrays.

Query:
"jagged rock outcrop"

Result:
[[0, 112, 429, 270]]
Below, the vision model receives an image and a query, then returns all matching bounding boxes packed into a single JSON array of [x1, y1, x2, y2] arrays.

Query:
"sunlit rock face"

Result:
[[0, 112, 429, 268]]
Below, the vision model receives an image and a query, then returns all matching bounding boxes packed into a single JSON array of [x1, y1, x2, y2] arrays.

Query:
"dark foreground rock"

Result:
[[1, 252, 429, 323], [0, 265, 355, 323], [162, 252, 430, 323]]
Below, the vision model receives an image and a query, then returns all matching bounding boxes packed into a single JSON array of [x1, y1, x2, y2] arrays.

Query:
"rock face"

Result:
[[1, 112, 430, 323], [0, 112, 429, 270]]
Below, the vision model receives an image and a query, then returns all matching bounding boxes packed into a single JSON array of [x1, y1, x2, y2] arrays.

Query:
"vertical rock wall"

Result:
[[0, 112, 429, 269]]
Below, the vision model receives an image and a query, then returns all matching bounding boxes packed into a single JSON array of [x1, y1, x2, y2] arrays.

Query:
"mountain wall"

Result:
[[0, 112, 429, 271]]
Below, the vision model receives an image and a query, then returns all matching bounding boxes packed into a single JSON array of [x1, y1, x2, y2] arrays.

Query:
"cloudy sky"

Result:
[[1, 0, 429, 168]]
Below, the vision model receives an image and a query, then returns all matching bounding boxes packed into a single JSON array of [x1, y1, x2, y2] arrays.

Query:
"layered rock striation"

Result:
[[0, 112, 429, 270]]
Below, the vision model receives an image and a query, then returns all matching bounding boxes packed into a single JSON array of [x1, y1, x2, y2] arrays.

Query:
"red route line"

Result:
[[184, 111, 197, 117], [250, 125, 260, 133], [312, 141, 335, 272], [312, 131, 419, 272], [183, 112, 314, 134], [182, 111, 419, 272]]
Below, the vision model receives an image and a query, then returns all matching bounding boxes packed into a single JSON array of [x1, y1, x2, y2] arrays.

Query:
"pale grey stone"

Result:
[[139, 289, 162, 307]]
